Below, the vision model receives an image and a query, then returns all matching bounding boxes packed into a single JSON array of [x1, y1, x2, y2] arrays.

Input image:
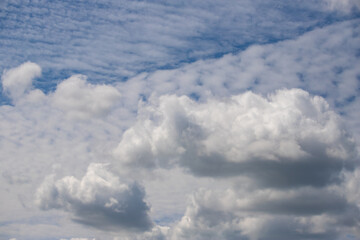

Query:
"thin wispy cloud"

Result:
[[1, 0, 358, 87]]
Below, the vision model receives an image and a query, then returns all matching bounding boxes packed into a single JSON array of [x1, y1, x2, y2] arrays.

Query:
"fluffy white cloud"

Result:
[[1, 63, 121, 120], [36, 163, 153, 232], [1, 62, 41, 102], [114, 89, 356, 188], [0, 62, 136, 239], [111, 88, 360, 239], [52, 75, 121, 119]]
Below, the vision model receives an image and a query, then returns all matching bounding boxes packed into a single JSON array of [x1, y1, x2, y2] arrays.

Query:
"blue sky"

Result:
[[1, 1, 360, 239], [1, 0, 359, 86]]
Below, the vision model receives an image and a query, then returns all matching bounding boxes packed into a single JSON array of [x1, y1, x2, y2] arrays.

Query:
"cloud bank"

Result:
[[1, 59, 358, 239], [114, 89, 356, 184], [110, 89, 360, 239]]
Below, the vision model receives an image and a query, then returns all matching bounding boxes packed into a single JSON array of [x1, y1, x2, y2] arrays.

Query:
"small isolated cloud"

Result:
[[36, 163, 153, 232], [1, 62, 41, 102], [52, 75, 121, 119], [114, 89, 357, 188]]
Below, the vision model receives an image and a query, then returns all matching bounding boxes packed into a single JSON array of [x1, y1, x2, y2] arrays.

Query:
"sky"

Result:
[[0, 0, 360, 239]]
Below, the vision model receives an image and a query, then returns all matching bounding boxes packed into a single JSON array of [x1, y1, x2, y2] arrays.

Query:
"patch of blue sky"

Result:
[[0, 0, 359, 104], [154, 213, 184, 226]]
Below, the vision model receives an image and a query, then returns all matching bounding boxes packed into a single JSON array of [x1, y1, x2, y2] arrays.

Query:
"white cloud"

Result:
[[0, 16, 359, 239], [110, 87, 360, 238], [344, 168, 360, 208], [113, 89, 356, 188], [120, 226, 169, 240], [119, 19, 360, 137], [52, 75, 121, 119], [324, 0, 360, 12], [169, 187, 360, 240], [1, 0, 355, 85], [1, 62, 41, 102], [36, 163, 153, 232], [0, 63, 133, 239]]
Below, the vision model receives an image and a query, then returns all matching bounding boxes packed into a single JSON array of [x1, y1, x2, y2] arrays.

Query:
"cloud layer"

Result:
[[0, 8, 359, 239], [1, 59, 359, 239], [1, 0, 358, 91]]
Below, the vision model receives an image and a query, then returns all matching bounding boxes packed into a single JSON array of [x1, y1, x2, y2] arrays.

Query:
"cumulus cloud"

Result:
[[1, 63, 121, 120], [52, 75, 121, 119], [1, 62, 41, 102], [112, 89, 359, 240], [169, 187, 360, 240], [36, 163, 153, 232], [114, 89, 356, 188], [0, 62, 135, 239]]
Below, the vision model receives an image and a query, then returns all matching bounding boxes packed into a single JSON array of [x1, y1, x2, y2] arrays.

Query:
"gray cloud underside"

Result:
[[36, 164, 153, 232], [114, 90, 357, 187], [109, 89, 360, 239], [168, 187, 360, 240]]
